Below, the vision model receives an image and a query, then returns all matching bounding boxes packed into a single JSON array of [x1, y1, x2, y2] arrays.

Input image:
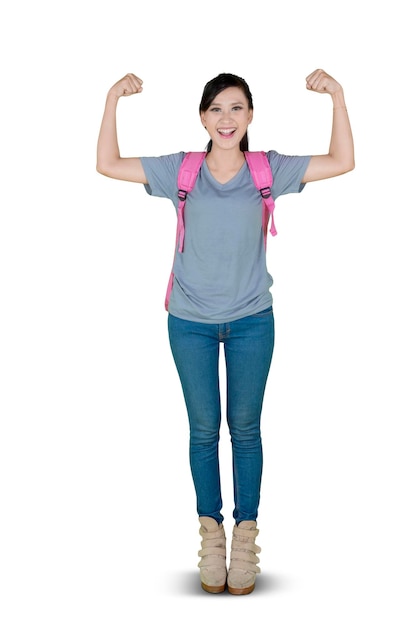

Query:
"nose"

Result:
[[220, 112, 232, 123]]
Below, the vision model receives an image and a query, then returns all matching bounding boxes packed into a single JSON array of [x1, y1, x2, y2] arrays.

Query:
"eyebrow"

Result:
[[210, 100, 245, 107]]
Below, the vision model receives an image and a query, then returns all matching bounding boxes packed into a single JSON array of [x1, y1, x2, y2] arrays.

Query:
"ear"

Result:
[[200, 112, 207, 128], [248, 110, 254, 125]]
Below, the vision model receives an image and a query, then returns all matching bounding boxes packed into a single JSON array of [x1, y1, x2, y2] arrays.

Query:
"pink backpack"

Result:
[[165, 151, 277, 310]]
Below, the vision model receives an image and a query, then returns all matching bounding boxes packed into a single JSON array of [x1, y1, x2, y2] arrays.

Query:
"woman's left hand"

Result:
[[305, 69, 342, 95]]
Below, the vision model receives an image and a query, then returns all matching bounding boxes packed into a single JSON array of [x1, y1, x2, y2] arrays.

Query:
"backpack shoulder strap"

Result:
[[244, 151, 277, 245], [165, 152, 206, 310], [177, 151, 206, 196], [176, 152, 206, 253]]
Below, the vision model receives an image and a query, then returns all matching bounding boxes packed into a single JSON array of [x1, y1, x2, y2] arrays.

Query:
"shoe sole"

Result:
[[227, 583, 255, 595]]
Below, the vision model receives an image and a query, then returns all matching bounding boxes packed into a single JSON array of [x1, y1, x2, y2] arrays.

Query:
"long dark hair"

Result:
[[199, 73, 254, 152]]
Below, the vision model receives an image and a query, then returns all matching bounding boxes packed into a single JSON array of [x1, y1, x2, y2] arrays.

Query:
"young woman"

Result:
[[96, 69, 354, 595]]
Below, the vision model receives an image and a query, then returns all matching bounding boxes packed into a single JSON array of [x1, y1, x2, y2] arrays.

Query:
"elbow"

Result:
[[96, 160, 110, 177], [338, 155, 355, 176], [345, 157, 355, 174], [342, 145, 355, 174]]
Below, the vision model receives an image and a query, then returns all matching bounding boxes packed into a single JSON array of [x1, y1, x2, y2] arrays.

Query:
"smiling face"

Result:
[[200, 86, 253, 151]]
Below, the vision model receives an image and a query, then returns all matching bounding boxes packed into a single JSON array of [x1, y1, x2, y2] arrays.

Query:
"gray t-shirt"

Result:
[[141, 150, 311, 323]]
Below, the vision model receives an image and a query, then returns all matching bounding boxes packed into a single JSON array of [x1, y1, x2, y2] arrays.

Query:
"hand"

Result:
[[305, 69, 342, 95], [108, 73, 143, 98]]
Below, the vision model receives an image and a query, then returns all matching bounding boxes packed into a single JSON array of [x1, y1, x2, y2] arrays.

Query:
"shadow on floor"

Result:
[[169, 570, 291, 596]]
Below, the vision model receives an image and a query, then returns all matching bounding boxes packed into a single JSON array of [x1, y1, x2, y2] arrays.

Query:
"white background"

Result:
[[1, 1, 416, 624]]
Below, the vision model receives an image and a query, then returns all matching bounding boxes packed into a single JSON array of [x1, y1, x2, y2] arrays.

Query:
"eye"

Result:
[[210, 107, 221, 112], [232, 106, 243, 111]]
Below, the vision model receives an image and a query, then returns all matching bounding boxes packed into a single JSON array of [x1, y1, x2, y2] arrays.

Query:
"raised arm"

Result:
[[96, 73, 148, 183], [302, 69, 355, 183]]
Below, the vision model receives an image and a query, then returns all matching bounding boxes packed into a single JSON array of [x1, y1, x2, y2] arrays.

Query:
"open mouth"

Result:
[[217, 128, 236, 137]]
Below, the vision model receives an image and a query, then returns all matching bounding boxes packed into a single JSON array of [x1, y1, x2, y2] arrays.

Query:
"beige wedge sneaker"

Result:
[[197, 516, 227, 593], [227, 520, 261, 595]]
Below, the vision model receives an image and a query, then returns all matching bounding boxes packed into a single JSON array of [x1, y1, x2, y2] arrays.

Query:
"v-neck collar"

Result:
[[202, 158, 247, 187]]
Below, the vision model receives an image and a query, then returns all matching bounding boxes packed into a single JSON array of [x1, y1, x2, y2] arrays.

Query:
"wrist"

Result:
[[105, 92, 121, 112], [107, 87, 122, 102], [331, 88, 346, 108]]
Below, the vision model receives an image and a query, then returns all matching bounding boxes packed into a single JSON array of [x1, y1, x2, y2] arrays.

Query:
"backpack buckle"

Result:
[[260, 187, 271, 199], [178, 189, 187, 201]]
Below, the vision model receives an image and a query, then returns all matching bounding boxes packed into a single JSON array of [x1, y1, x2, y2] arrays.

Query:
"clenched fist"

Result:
[[305, 69, 342, 95], [108, 73, 143, 98]]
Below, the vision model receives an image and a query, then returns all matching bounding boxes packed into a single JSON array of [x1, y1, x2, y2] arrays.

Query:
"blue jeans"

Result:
[[168, 307, 274, 525]]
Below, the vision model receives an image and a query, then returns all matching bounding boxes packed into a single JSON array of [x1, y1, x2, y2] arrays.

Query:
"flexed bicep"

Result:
[[97, 73, 149, 183]]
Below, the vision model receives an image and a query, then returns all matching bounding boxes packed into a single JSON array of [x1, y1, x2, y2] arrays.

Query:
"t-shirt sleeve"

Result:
[[267, 151, 311, 199], [140, 152, 186, 201]]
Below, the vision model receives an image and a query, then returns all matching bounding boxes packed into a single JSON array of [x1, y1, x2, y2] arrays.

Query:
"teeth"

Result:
[[218, 129, 235, 135]]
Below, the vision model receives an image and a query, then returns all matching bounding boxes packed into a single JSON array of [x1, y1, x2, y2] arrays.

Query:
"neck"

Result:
[[206, 147, 245, 169], [204, 148, 246, 184]]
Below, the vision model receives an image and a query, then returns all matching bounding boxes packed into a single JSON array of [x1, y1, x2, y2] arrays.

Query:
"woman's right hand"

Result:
[[108, 73, 143, 98]]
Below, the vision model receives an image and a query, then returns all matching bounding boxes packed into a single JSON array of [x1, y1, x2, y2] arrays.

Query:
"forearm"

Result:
[[328, 88, 355, 172], [96, 91, 121, 174]]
